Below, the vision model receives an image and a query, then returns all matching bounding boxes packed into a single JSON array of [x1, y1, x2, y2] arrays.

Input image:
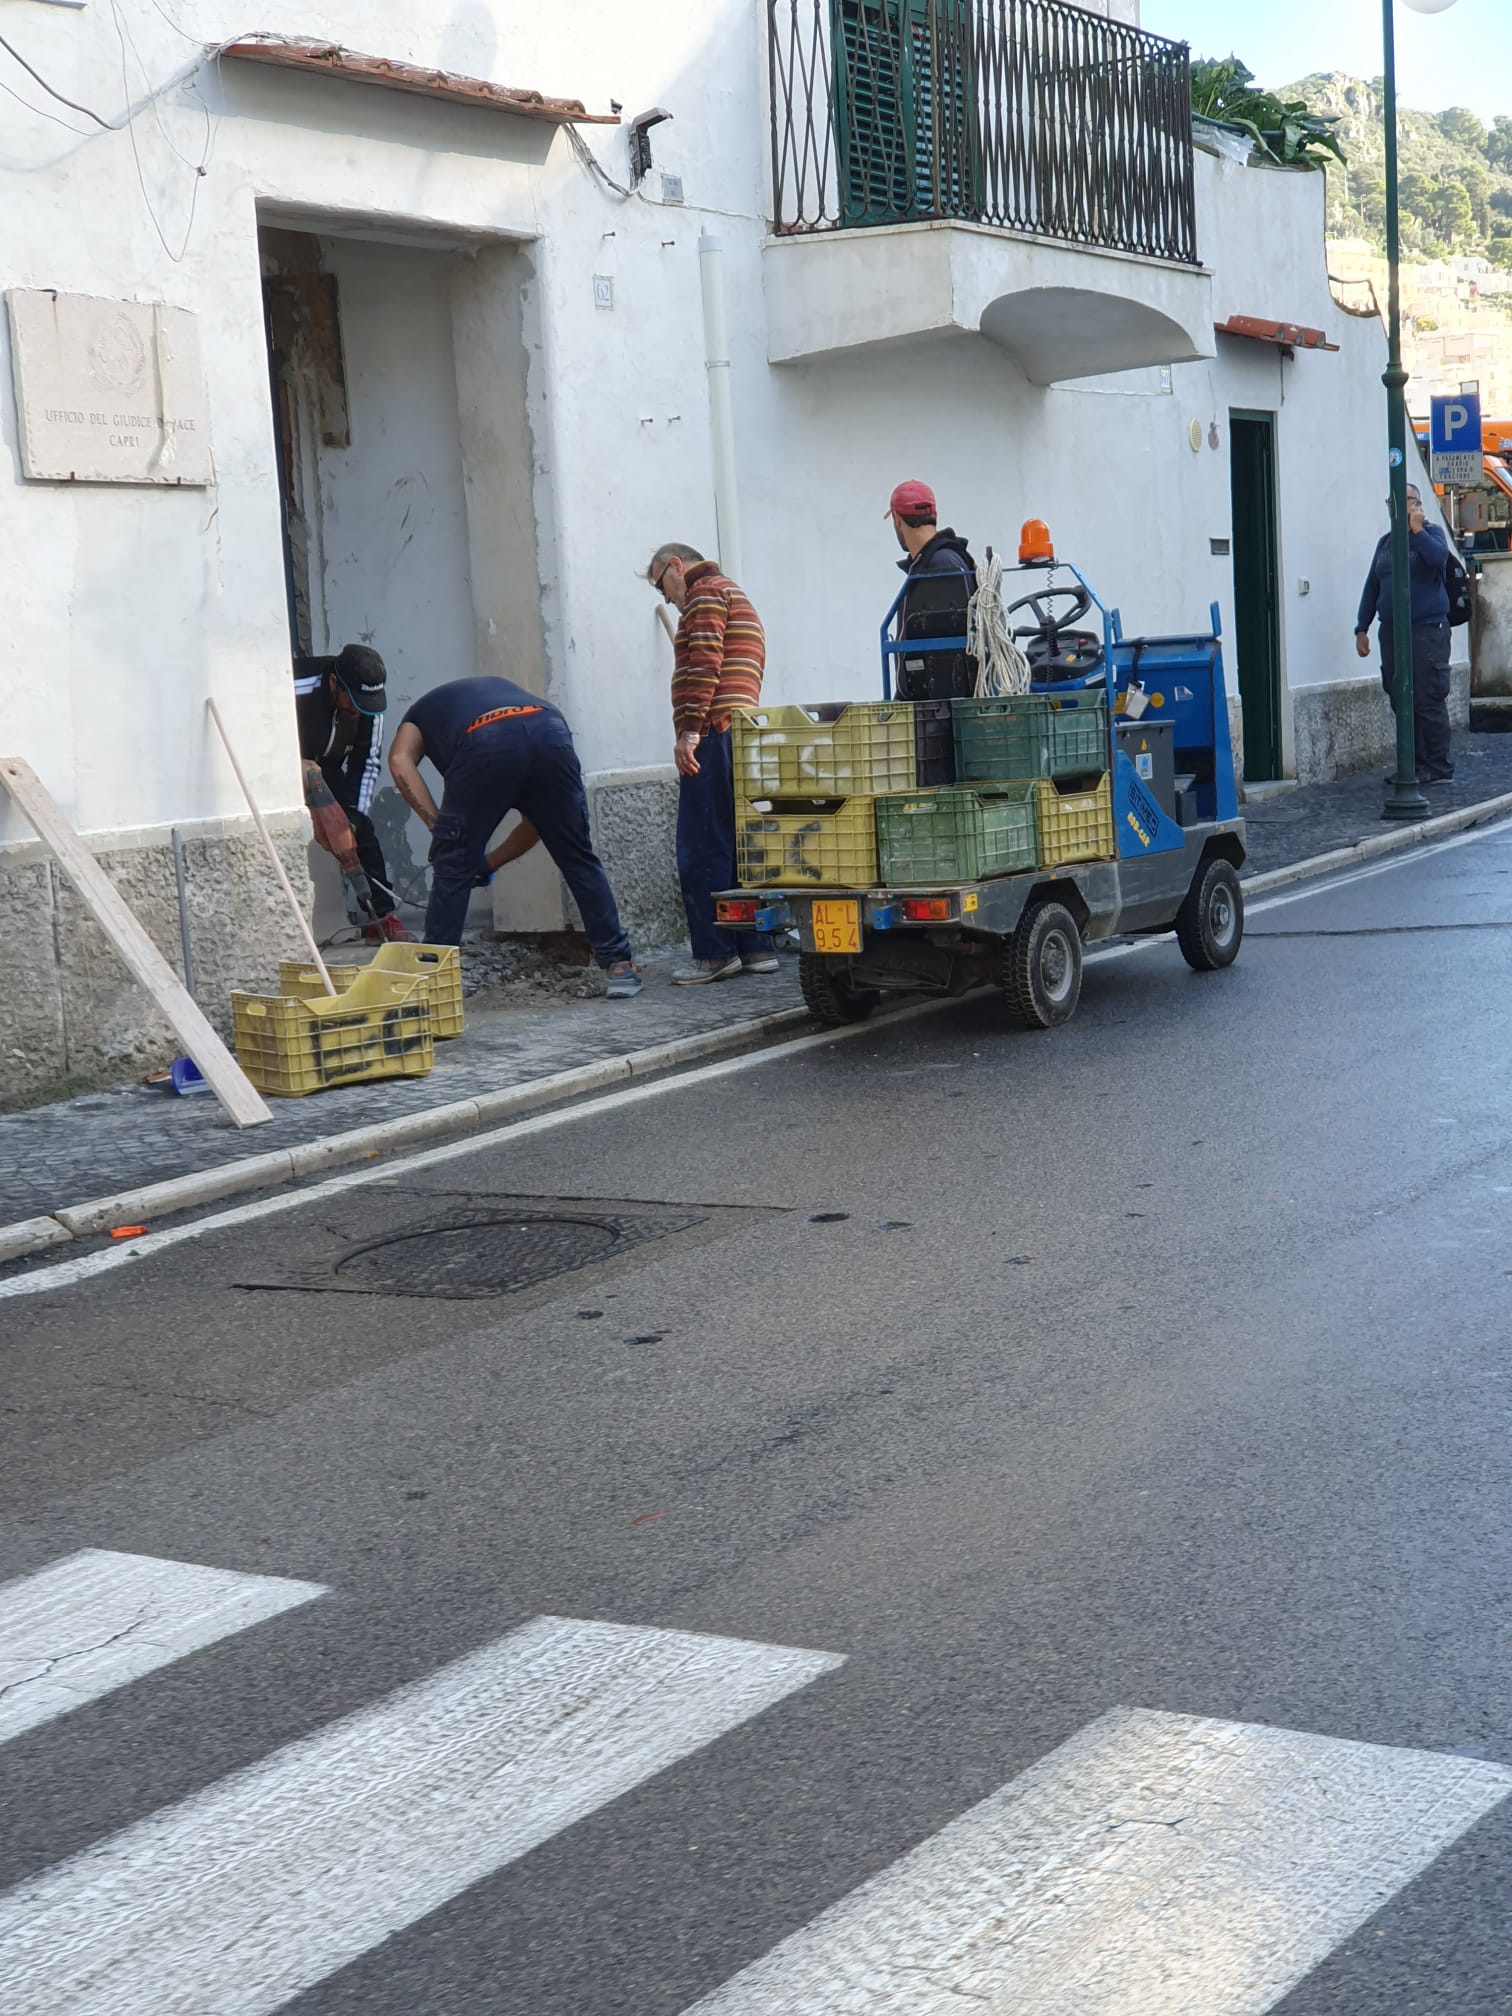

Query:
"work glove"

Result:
[[473, 866, 495, 889], [345, 868, 379, 920]]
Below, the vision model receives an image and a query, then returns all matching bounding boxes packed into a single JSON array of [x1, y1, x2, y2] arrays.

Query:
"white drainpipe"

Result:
[[698, 230, 744, 584]]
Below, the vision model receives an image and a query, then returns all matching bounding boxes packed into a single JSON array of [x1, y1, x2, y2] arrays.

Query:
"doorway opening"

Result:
[[1228, 410, 1284, 783], [259, 225, 480, 928]]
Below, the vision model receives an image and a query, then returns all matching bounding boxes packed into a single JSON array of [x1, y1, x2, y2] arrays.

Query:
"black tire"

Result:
[[1175, 856, 1244, 972], [799, 953, 881, 1026], [1004, 900, 1083, 1029]]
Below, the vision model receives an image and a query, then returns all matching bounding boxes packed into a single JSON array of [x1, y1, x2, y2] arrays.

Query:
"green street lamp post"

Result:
[[1383, 0, 1459, 821]]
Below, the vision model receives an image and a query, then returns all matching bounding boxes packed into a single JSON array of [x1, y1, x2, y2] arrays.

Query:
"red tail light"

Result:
[[716, 899, 759, 923], [901, 897, 953, 922]]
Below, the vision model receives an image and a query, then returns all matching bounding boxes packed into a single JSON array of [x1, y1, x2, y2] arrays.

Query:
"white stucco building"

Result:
[[0, 0, 1445, 1103]]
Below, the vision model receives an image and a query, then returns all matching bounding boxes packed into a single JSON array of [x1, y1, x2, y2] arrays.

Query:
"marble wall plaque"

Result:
[[7, 289, 212, 486]]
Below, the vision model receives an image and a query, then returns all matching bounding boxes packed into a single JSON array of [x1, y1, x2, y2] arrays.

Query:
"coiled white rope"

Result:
[[966, 550, 1033, 698]]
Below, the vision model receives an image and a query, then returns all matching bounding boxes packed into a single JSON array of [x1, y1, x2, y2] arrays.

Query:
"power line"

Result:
[[0, 28, 112, 127]]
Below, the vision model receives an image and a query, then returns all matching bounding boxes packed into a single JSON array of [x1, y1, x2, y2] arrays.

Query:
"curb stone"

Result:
[[9, 797, 1512, 1271], [1242, 790, 1512, 895]]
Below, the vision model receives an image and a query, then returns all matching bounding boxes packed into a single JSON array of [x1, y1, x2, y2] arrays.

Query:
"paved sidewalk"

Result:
[[0, 955, 802, 1227], [4, 728, 1512, 1234], [1239, 730, 1512, 877]]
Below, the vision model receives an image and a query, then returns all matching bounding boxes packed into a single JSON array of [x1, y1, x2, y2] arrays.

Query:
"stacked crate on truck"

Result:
[[946, 690, 1115, 869], [731, 701, 933, 889]]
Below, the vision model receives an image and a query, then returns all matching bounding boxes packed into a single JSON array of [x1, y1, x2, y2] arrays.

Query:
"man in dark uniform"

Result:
[[1355, 482, 1455, 784], [293, 644, 414, 943], [388, 674, 642, 997]]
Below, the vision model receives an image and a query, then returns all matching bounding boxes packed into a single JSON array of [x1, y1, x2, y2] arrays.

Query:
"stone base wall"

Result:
[[1289, 662, 1471, 788], [0, 816, 313, 1113], [583, 766, 685, 954]]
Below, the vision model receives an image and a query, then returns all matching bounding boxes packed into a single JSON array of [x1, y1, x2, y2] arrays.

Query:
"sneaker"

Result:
[[1418, 772, 1454, 786], [363, 914, 417, 944], [671, 955, 742, 985], [740, 953, 781, 974], [606, 960, 644, 999]]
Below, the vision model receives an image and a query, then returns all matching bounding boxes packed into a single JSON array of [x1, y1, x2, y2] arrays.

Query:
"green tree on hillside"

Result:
[[1438, 106, 1488, 154], [1463, 161, 1493, 236], [1489, 117, 1512, 172], [1436, 180, 1476, 243]]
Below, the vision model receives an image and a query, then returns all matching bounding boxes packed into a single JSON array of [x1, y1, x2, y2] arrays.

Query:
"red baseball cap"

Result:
[[887, 480, 936, 520]]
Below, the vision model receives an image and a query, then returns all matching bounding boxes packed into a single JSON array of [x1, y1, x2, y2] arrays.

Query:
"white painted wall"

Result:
[[0, 0, 1412, 888]]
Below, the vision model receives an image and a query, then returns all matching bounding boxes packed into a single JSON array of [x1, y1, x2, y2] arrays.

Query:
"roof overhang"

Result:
[[216, 38, 619, 125], [1216, 314, 1339, 355]]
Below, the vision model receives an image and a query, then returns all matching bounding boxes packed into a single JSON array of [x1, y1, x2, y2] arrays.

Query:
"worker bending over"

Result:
[[388, 674, 643, 998], [294, 644, 413, 944]]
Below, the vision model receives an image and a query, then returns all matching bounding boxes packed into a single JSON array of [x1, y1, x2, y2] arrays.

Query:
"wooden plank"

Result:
[[0, 759, 272, 1130]]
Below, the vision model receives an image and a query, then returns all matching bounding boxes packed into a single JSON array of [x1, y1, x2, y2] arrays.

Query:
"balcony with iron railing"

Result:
[[763, 0, 1215, 382]]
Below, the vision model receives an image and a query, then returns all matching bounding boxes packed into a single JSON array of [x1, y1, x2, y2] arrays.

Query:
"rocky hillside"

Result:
[[1278, 72, 1512, 265]]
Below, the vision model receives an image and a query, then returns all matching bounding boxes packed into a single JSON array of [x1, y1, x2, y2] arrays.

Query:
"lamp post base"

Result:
[[1382, 775, 1429, 820]]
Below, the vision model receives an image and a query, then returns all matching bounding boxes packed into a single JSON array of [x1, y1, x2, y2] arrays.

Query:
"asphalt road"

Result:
[[5, 822, 1512, 2014]]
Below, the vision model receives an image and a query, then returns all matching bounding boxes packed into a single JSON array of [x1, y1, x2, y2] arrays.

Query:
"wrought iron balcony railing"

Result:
[[768, 0, 1199, 266]]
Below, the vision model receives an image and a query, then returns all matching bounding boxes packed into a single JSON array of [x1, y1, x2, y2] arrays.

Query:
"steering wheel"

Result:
[[1007, 582, 1102, 680], [1007, 584, 1094, 641]]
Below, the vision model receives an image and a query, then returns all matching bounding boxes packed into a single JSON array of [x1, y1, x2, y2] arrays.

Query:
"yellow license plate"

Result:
[[811, 900, 861, 955]]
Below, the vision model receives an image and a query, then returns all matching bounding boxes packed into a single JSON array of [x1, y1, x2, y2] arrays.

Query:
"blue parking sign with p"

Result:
[[1430, 392, 1482, 485]]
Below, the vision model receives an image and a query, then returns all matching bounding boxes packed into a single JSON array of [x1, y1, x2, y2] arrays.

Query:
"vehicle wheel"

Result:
[[1005, 900, 1083, 1030], [1175, 856, 1244, 972], [799, 953, 881, 1026]]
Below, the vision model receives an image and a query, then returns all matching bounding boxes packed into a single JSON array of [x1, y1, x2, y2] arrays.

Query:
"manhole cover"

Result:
[[239, 1201, 707, 1300], [337, 1214, 621, 1297]]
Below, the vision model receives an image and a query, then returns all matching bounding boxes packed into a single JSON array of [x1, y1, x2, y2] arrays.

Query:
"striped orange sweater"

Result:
[[671, 562, 766, 736]]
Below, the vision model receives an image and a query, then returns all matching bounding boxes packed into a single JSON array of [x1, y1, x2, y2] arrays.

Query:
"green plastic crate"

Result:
[[953, 692, 1109, 783], [877, 783, 1037, 886], [736, 797, 879, 888], [733, 702, 918, 798]]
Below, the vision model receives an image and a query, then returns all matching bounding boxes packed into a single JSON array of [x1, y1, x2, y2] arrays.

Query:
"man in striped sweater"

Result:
[[649, 544, 778, 983]]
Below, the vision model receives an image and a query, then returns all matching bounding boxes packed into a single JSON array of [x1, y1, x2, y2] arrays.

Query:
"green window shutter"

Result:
[[832, 0, 980, 228]]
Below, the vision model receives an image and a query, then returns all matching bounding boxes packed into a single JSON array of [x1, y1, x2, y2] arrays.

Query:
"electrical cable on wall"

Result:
[[0, 11, 240, 260], [967, 551, 1033, 698]]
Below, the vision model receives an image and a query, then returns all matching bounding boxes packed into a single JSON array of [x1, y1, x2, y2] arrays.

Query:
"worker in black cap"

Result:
[[293, 644, 414, 944]]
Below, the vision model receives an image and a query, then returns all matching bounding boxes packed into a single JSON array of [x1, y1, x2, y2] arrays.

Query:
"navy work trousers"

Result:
[[321, 761, 395, 917], [677, 725, 775, 962], [423, 711, 632, 962], [1380, 621, 1453, 782]]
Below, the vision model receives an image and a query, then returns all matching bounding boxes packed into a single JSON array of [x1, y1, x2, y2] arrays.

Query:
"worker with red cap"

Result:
[[886, 482, 977, 700]]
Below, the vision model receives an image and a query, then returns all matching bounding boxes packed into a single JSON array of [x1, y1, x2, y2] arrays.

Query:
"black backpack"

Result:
[[1446, 548, 1474, 628]]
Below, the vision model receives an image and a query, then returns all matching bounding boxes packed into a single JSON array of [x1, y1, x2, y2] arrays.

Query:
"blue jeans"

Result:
[[677, 725, 775, 962], [424, 712, 633, 963]]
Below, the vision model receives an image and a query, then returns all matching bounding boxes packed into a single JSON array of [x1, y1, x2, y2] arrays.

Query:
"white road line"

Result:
[[0, 1614, 843, 2016], [0, 1550, 326, 1745], [6, 812, 1507, 1304], [681, 1706, 1512, 2015]]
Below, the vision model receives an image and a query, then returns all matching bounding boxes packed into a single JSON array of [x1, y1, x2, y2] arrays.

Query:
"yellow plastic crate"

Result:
[[733, 703, 918, 798], [736, 797, 879, 888], [279, 959, 360, 998], [234, 966, 435, 1096], [1033, 774, 1115, 868], [278, 943, 464, 1040]]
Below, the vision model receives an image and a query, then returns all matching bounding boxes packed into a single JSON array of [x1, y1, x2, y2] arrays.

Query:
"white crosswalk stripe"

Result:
[[5, 1553, 1509, 2016], [680, 1705, 1512, 2015], [0, 1550, 326, 1745], [0, 1611, 844, 2016]]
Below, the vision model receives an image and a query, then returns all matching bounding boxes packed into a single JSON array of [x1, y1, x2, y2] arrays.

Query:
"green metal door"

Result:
[[831, 0, 981, 228], [1229, 411, 1283, 782]]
